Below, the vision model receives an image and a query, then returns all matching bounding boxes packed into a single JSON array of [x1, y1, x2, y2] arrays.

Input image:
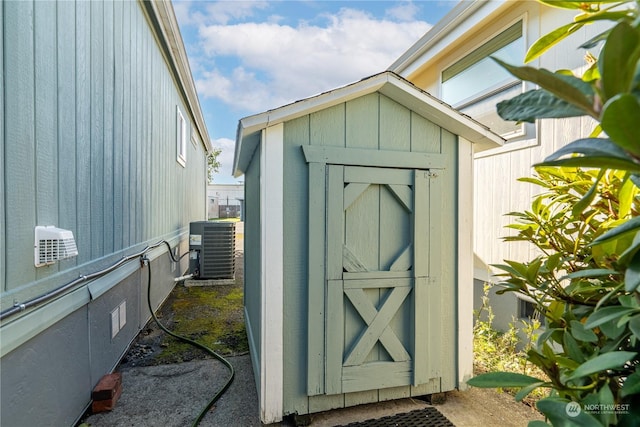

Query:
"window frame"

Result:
[[176, 106, 187, 167], [440, 18, 529, 141]]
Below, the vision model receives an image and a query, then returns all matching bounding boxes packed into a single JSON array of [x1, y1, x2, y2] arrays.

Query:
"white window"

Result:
[[442, 20, 525, 139], [177, 107, 187, 167]]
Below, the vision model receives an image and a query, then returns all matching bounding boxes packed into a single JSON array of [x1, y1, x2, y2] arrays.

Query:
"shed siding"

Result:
[[244, 143, 262, 388], [282, 93, 458, 416], [1, 0, 207, 308]]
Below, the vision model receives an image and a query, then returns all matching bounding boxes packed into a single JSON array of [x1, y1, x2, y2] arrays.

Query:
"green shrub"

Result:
[[473, 284, 547, 405], [467, 2, 640, 425]]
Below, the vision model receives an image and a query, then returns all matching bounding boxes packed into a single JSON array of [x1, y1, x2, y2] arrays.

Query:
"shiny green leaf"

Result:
[[570, 320, 598, 343], [600, 22, 640, 101], [515, 382, 548, 402], [496, 89, 588, 123], [617, 231, 640, 267], [584, 306, 638, 328], [581, 28, 611, 49], [629, 315, 640, 338], [621, 371, 640, 397], [536, 398, 601, 427], [618, 174, 637, 219], [625, 250, 640, 291], [564, 269, 619, 279], [564, 332, 586, 363], [525, 22, 583, 63], [575, 10, 636, 24], [493, 58, 597, 117], [598, 384, 616, 426], [601, 94, 640, 157], [567, 351, 637, 381], [467, 372, 545, 388], [572, 169, 604, 216], [537, 138, 640, 173], [538, 1, 620, 10], [592, 217, 640, 245]]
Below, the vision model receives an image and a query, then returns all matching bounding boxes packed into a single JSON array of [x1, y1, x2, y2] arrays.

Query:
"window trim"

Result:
[[440, 17, 528, 141], [176, 106, 187, 167]]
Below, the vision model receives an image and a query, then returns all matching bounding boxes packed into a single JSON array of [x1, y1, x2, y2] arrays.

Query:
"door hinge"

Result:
[[426, 171, 438, 179]]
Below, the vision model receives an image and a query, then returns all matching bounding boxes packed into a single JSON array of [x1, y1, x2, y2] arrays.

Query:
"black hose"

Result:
[[143, 255, 235, 427]]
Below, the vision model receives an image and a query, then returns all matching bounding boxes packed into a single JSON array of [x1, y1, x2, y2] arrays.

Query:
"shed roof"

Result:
[[233, 71, 504, 177]]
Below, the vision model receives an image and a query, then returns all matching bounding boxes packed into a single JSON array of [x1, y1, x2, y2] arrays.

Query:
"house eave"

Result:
[[141, 0, 212, 152], [233, 72, 504, 177], [388, 0, 510, 78]]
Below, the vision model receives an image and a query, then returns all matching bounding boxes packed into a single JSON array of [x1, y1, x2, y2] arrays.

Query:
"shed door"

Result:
[[323, 165, 436, 395]]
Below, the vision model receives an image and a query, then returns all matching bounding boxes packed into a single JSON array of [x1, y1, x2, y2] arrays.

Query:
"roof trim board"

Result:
[[388, 0, 509, 78], [233, 71, 504, 177]]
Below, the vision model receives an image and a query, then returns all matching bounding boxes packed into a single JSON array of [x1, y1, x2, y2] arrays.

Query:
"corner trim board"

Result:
[[457, 137, 474, 389], [259, 123, 285, 423]]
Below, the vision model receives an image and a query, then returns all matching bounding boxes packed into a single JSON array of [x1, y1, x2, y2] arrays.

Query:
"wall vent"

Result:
[[34, 226, 79, 267]]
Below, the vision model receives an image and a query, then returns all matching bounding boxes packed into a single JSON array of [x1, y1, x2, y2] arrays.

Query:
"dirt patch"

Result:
[[437, 386, 545, 426]]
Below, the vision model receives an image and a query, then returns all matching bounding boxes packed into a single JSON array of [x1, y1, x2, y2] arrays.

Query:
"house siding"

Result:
[[280, 93, 458, 416], [1, 1, 208, 425], [1, 307, 91, 427], [2, 0, 206, 306], [398, 1, 607, 271]]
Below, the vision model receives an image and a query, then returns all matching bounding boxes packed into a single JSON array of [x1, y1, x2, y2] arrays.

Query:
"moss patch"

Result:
[[120, 280, 248, 367], [153, 284, 248, 364]]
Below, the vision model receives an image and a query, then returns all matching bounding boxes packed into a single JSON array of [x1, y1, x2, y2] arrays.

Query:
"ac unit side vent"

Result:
[[189, 221, 236, 279]]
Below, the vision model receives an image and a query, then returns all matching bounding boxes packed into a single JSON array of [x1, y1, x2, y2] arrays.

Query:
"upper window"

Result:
[[442, 21, 525, 139], [177, 107, 187, 167]]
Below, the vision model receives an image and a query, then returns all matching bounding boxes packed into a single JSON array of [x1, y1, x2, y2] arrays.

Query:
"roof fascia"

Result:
[[233, 73, 392, 176], [233, 72, 504, 176], [388, 0, 508, 77]]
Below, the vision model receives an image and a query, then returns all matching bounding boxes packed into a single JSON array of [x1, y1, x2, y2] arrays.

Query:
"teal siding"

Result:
[[1, 0, 207, 309], [283, 115, 312, 415], [0, 0, 5, 295], [244, 143, 262, 378], [1, 0, 207, 425], [281, 93, 457, 415], [4, 0, 37, 288]]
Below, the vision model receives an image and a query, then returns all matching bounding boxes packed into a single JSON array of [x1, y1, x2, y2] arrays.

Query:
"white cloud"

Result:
[[385, 1, 420, 22], [203, 1, 270, 25], [195, 7, 431, 113], [175, 1, 270, 26]]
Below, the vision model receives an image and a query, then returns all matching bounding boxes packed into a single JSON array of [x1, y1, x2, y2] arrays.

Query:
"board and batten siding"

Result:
[[2, 1, 208, 425], [1, 0, 207, 311], [244, 142, 262, 393], [281, 93, 457, 416]]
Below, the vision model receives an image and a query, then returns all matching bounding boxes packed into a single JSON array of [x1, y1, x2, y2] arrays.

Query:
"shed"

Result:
[[233, 71, 503, 423]]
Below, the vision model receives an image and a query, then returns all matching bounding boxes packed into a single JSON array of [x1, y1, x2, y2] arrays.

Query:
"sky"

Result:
[[173, 0, 459, 183]]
